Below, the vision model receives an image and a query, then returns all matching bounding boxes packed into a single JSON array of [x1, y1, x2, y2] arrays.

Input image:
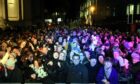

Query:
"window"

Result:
[[7, 0, 19, 21], [0, 0, 5, 19], [126, 4, 134, 15], [126, 5, 129, 15], [130, 4, 134, 15], [137, 4, 140, 14]]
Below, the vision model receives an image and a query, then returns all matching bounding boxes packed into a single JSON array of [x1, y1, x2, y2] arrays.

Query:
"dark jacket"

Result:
[[132, 62, 140, 84], [67, 63, 88, 83], [85, 63, 100, 83]]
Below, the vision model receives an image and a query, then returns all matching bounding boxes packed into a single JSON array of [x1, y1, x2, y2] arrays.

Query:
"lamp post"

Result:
[[89, 6, 95, 13], [89, 6, 95, 25]]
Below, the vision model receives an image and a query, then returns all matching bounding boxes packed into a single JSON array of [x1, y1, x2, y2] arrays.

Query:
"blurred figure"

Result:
[[96, 57, 118, 84], [0, 42, 8, 58], [85, 56, 100, 83], [67, 54, 88, 83], [131, 52, 140, 84], [29, 57, 48, 82]]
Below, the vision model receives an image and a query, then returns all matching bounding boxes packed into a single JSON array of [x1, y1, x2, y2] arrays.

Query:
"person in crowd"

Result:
[[57, 52, 68, 83], [5, 47, 23, 82], [131, 52, 140, 84], [96, 57, 118, 84], [69, 39, 83, 61], [0, 42, 8, 57], [46, 51, 60, 82], [29, 57, 48, 82], [0, 25, 139, 83], [85, 56, 100, 83], [0, 47, 11, 82], [67, 54, 88, 83], [89, 35, 98, 51]]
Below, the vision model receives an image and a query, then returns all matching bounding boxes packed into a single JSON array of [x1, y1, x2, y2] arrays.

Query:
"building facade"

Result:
[[80, 0, 140, 27], [0, 0, 44, 29], [80, 0, 96, 25], [126, 0, 140, 24]]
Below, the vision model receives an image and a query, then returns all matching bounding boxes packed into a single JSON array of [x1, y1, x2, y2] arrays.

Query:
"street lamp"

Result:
[[89, 6, 95, 25], [89, 6, 95, 13]]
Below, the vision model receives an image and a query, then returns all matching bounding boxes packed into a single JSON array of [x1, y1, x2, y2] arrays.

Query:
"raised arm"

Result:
[[0, 47, 11, 65]]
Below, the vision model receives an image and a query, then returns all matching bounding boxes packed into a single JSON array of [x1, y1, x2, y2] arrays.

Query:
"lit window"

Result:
[[130, 4, 134, 15], [137, 4, 140, 14], [7, 0, 19, 21], [45, 19, 52, 23], [126, 4, 134, 15], [0, 0, 5, 19], [126, 5, 129, 15]]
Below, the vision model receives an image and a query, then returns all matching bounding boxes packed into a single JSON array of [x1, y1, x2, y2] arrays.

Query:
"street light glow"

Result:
[[89, 6, 95, 13]]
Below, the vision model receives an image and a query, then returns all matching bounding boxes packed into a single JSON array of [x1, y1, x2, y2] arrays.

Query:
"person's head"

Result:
[[101, 45, 105, 51], [59, 52, 66, 61], [105, 43, 110, 50], [58, 37, 63, 43], [95, 47, 102, 55], [47, 37, 53, 44], [71, 38, 78, 48], [110, 35, 114, 40], [31, 36, 37, 45], [104, 57, 112, 69], [128, 41, 134, 48], [113, 50, 120, 58], [34, 57, 42, 67], [114, 42, 119, 47], [12, 48, 21, 56], [98, 55, 104, 64], [56, 45, 63, 52], [72, 31, 76, 36], [1, 42, 7, 51], [84, 51, 90, 60], [136, 43, 140, 52], [91, 35, 95, 40], [72, 55, 80, 65], [40, 35, 44, 40], [20, 40, 27, 49], [90, 58, 97, 67], [53, 52, 59, 59], [67, 35, 70, 41], [131, 35, 135, 41], [27, 51, 34, 62], [131, 52, 140, 64], [77, 31, 81, 36]]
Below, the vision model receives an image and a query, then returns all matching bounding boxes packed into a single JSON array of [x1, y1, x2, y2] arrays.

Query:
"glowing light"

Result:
[[8, 0, 15, 4], [130, 4, 134, 15], [45, 19, 52, 23], [57, 18, 62, 22], [7, 0, 19, 21], [137, 4, 140, 14], [89, 6, 95, 13]]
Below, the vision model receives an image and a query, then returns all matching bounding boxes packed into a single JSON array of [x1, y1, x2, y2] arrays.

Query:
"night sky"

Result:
[[44, 0, 84, 19]]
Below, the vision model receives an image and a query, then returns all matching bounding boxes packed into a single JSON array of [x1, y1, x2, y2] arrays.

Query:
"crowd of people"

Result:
[[0, 26, 140, 84]]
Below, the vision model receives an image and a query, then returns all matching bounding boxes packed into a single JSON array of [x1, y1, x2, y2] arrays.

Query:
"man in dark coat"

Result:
[[67, 54, 88, 83], [85, 57, 100, 83]]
